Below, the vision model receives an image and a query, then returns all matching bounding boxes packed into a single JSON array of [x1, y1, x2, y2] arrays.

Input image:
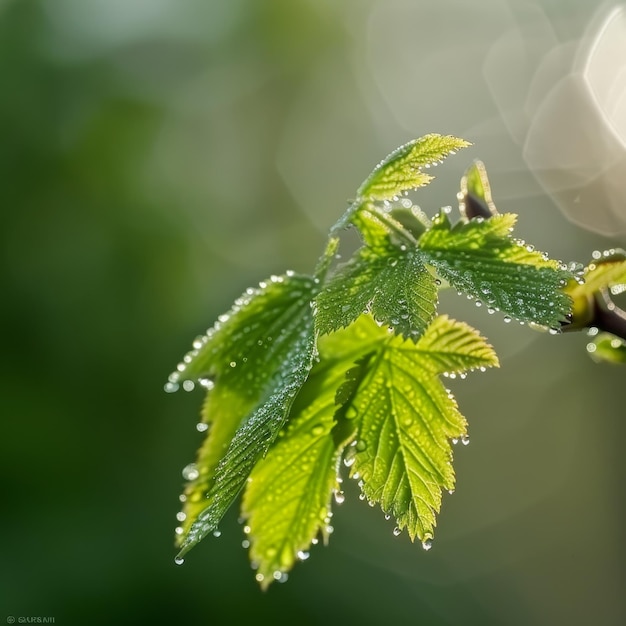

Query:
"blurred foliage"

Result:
[[1, 1, 625, 625]]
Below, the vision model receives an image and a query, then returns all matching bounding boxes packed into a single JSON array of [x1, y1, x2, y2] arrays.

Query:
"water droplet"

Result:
[[355, 440, 367, 452], [229, 361, 237, 368], [422, 538, 433, 551], [199, 377, 214, 390], [213, 530, 221, 538], [461, 435, 470, 446], [178, 494, 187, 503], [503, 315, 512, 323], [487, 307, 496, 315], [174, 556, 185, 565], [255, 573, 264, 583], [334, 490, 346, 504], [297, 550, 310, 561], [182, 380, 195, 392], [393, 527, 402, 536], [174, 526, 184, 535], [196, 422, 209, 433], [182, 463, 199, 481], [243, 525, 251, 535], [311, 424, 325, 437], [274, 571, 289, 583], [164, 382, 179, 393], [586, 342, 597, 353], [242, 539, 250, 549], [548, 328, 560, 335], [176, 511, 186, 522], [358, 493, 366, 501]]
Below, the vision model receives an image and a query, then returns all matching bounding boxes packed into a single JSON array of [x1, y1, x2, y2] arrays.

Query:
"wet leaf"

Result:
[[173, 274, 317, 555], [344, 315, 498, 541], [315, 243, 437, 340], [419, 211, 573, 328], [241, 321, 378, 588], [357, 134, 471, 202], [587, 332, 626, 364]]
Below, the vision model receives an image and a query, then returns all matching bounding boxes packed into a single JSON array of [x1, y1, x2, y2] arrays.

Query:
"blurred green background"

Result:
[[1, 1, 625, 624]]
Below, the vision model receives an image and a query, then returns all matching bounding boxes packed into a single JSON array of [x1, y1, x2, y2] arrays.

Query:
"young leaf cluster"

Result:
[[168, 134, 577, 588]]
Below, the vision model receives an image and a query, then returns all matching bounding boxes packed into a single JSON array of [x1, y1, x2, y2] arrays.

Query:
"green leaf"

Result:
[[419, 211, 573, 328], [569, 249, 626, 295], [357, 134, 471, 202], [563, 249, 626, 329], [458, 160, 498, 220], [587, 332, 626, 364], [315, 243, 437, 340], [173, 273, 317, 556], [241, 319, 384, 588], [345, 315, 498, 543]]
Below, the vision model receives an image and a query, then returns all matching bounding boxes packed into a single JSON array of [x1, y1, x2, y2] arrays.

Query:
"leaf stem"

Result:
[[360, 205, 418, 247], [592, 290, 626, 341]]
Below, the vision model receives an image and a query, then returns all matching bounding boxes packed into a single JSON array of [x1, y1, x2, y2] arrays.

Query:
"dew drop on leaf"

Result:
[[196, 422, 209, 433], [182, 463, 199, 480], [393, 527, 402, 536], [174, 556, 185, 565], [422, 538, 433, 551], [310, 424, 325, 437]]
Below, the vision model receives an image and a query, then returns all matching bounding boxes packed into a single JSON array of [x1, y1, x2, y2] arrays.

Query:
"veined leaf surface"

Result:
[[172, 273, 317, 555], [419, 211, 573, 328]]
